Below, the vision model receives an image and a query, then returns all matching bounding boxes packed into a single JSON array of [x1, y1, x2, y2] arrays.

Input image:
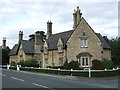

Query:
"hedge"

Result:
[[7, 67, 120, 77]]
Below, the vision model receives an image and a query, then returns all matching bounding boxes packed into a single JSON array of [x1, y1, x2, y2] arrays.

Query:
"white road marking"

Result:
[[33, 83, 49, 88], [11, 77, 24, 82], [0, 74, 7, 76], [33, 83, 55, 90]]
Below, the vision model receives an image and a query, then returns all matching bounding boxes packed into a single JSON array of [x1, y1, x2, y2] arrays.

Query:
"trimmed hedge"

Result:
[[91, 70, 119, 77], [59, 70, 71, 75], [9, 67, 120, 77], [9, 67, 16, 70], [72, 71, 88, 77]]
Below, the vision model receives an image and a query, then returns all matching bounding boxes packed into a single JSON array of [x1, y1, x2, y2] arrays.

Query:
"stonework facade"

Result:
[[9, 6, 111, 68]]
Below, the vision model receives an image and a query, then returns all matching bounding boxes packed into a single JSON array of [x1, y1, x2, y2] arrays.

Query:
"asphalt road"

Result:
[[1, 68, 119, 89]]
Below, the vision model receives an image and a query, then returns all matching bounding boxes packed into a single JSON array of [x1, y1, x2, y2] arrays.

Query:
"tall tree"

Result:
[[2, 47, 11, 65], [109, 37, 120, 66]]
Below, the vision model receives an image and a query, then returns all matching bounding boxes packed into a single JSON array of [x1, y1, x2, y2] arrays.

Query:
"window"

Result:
[[19, 49, 23, 56], [59, 58, 63, 65], [45, 59, 48, 65], [58, 45, 63, 53], [81, 57, 89, 67], [44, 47, 48, 54], [81, 39, 87, 47]]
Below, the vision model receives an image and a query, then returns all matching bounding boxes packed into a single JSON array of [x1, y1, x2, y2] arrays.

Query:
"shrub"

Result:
[[17, 59, 37, 67], [102, 59, 114, 69], [17, 60, 25, 67], [63, 60, 70, 69], [47, 66, 64, 69], [11, 61, 17, 67], [68, 61, 79, 70], [92, 59, 104, 70]]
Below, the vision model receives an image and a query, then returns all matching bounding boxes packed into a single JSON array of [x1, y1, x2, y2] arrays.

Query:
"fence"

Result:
[[1, 65, 120, 77]]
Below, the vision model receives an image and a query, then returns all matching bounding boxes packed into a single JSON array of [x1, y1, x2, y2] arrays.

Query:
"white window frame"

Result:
[[81, 57, 89, 67], [81, 39, 87, 48], [58, 45, 63, 53], [19, 49, 23, 56], [44, 47, 48, 54]]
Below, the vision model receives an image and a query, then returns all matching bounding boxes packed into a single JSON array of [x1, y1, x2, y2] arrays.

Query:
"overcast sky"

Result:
[[0, 0, 119, 49]]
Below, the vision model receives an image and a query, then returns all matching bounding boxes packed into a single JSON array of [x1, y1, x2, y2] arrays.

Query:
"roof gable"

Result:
[[46, 30, 74, 50], [9, 44, 19, 56]]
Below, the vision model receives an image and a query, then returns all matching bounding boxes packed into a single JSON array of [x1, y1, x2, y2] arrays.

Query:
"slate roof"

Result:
[[96, 33, 111, 49], [9, 30, 110, 56], [21, 40, 34, 54], [46, 30, 74, 50], [9, 44, 19, 56], [9, 40, 34, 56]]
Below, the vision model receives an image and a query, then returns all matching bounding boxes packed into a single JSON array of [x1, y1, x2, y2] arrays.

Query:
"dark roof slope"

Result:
[[21, 40, 34, 54], [9, 40, 34, 56], [96, 33, 110, 49], [9, 44, 19, 56], [46, 30, 74, 50]]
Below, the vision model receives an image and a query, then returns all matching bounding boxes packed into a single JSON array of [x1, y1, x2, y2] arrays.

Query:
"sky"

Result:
[[0, 0, 119, 49]]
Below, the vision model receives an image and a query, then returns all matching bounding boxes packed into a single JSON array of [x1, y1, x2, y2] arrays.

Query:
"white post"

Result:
[[89, 68, 91, 78], [71, 69, 73, 76], [105, 68, 107, 71], [7, 64, 10, 69], [58, 68, 60, 75], [17, 65, 20, 71]]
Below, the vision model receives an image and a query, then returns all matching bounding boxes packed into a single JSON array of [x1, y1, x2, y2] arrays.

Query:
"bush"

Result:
[[17, 59, 37, 67], [47, 66, 64, 69], [17, 60, 25, 67], [102, 59, 114, 69], [63, 60, 69, 69], [92, 60, 104, 70], [68, 61, 79, 70], [11, 61, 17, 67]]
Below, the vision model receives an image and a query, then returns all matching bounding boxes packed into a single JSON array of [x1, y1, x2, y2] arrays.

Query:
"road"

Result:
[[1, 68, 119, 89]]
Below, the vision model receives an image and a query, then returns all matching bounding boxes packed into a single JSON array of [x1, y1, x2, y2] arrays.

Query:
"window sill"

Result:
[[80, 46, 88, 48]]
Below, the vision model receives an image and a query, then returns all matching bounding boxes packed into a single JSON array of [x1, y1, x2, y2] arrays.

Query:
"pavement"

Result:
[[1, 68, 119, 89]]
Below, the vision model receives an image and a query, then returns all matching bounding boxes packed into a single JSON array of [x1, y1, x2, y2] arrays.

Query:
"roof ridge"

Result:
[[52, 30, 73, 36]]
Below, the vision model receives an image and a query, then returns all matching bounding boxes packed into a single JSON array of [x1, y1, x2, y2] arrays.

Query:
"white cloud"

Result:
[[0, 1, 118, 49]]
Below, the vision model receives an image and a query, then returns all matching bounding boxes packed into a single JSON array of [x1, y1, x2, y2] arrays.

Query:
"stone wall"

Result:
[[67, 18, 102, 63]]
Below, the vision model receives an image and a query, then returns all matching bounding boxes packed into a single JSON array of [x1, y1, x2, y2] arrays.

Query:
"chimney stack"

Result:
[[19, 31, 23, 42], [73, 6, 82, 29], [47, 20, 52, 39], [2, 37, 6, 49], [34, 31, 42, 53]]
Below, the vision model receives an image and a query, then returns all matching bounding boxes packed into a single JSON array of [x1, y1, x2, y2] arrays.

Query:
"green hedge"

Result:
[[59, 70, 71, 75], [91, 70, 119, 77], [72, 71, 88, 77], [14, 67, 120, 77], [9, 67, 17, 70]]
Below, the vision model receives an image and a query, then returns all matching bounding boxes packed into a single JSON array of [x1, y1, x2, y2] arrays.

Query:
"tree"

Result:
[[109, 37, 120, 66], [29, 34, 35, 41], [102, 59, 114, 69], [29, 31, 46, 41], [2, 47, 11, 65]]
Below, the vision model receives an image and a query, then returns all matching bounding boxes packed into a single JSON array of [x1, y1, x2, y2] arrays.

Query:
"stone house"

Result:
[[9, 6, 111, 68]]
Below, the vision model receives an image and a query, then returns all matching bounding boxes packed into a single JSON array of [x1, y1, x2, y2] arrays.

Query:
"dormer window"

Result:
[[58, 45, 63, 53], [44, 47, 48, 54], [19, 49, 23, 56]]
